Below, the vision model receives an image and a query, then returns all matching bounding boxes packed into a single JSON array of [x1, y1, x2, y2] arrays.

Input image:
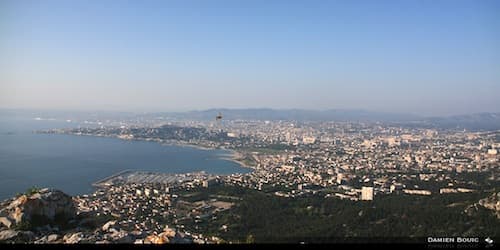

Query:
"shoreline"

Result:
[[220, 156, 254, 170], [162, 141, 214, 151], [53, 131, 256, 172], [160, 142, 256, 171], [163, 141, 256, 171]]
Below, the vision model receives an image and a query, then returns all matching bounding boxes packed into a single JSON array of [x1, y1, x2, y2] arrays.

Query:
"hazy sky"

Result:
[[1, 0, 499, 116]]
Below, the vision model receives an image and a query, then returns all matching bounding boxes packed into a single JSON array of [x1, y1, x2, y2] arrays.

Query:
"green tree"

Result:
[[25, 186, 40, 195]]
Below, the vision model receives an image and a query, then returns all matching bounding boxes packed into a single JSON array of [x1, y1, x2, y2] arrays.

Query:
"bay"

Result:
[[0, 112, 250, 200]]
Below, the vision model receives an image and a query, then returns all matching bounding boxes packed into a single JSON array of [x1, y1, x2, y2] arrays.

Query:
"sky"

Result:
[[0, 0, 499, 116]]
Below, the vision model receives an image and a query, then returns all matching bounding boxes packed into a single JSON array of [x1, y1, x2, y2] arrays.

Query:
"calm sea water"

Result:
[[0, 112, 250, 200]]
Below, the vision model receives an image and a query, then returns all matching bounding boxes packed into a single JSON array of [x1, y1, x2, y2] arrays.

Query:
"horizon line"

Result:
[[0, 107, 498, 118]]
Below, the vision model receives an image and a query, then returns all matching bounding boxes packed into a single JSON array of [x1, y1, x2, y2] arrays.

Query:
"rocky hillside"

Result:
[[0, 188, 201, 244], [0, 188, 76, 225], [0, 188, 76, 243]]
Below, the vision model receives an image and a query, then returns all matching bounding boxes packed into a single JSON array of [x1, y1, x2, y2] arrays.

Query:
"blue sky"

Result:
[[1, 0, 499, 115]]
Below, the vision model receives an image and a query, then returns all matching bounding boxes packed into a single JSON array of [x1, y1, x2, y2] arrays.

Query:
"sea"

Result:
[[0, 111, 250, 200]]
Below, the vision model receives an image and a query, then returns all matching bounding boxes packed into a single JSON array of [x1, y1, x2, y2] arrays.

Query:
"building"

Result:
[[361, 187, 374, 201], [302, 136, 316, 144], [403, 189, 432, 195], [440, 188, 458, 194], [226, 132, 237, 138], [202, 180, 209, 188]]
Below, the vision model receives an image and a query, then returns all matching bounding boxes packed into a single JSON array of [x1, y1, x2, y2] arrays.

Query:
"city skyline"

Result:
[[1, 0, 499, 115]]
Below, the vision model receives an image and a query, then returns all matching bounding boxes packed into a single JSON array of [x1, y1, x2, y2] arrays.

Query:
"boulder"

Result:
[[34, 235, 48, 244], [0, 217, 12, 228], [47, 234, 59, 242], [12, 207, 24, 224], [2, 189, 76, 229], [64, 232, 83, 244], [7, 196, 27, 210], [145, 234, 169, 244], [102, 220, 117, 232], [0, 230, 19, 241], [163, 227, 176, 238], [158, 232, 173, 242], [0, 230, 35, 243]]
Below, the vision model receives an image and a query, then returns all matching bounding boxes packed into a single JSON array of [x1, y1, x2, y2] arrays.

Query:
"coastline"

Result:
[[220, 153, 255, 171], [162, 141, 214, 151], [166, 141, 256, 171], [171, 143, 256, 171], [54, 131, 256, 172]]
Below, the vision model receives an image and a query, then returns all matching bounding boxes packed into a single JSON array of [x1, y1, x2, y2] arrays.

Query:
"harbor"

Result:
[[92, 170, 218, 188]]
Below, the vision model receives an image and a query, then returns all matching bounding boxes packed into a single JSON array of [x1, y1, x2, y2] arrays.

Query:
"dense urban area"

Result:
[[1, 116, 499, 244]]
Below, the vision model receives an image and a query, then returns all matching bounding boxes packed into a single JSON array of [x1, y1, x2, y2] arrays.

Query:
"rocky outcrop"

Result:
[[143, 227, 182, 244], [145, 234, 170, 244], [63, 232, 84, 244], [0, 217, 13, 228], [0, 188, 76, 229], [0, 230, 19, 241], [47, 233, 59, 242], [465, 192, 500, 219], [101, 220, 117, 232], [478, 192, 500, 219], [0, 230, 35, 243], [0, 187, 207, 244]]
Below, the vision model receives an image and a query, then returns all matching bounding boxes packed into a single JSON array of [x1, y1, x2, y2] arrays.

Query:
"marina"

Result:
[[93, 170, 217, 188]]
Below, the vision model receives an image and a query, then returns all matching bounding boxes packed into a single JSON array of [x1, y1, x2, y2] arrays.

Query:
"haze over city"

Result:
[[1, 0, 499, 115]]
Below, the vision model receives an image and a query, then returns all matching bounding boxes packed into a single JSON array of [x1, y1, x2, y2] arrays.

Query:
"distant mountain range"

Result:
[[157, 108, 421, 122], [425, 112, 500, 131], [2, 108, 500, 131], [146, 108, 500, 131]]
